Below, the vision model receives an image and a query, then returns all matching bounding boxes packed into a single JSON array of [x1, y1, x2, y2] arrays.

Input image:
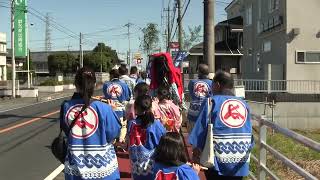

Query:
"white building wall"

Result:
[[286, 0, 320, 80], [0, 32, 7, 81]]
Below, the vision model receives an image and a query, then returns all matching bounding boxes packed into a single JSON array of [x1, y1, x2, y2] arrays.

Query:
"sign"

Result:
[[193, 81, 209, 98], [14, 0, 27, 57], [174, 51, 189, 67], [107, 83, 123, 98], [66, 105, 99, 139], [134, 52, 142, 60], [169, 42, 179, 49], [220, 99, 247, 128]]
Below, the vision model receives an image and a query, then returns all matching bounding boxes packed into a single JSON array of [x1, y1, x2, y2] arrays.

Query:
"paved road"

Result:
[[0, 90, 102, 180]]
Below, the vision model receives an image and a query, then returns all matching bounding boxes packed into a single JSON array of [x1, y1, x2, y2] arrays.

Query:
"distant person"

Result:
[[152, 85, 182, 132], [137, 71, 151, 85], [60, 67, 121, 180], [119, 65, 135, 93], [128, 95, 166, 180], [189, 71, 254, 179], [152, 132, 200, 180], [125, 82, 149, 120], [103, 69, 131, 143], [187, 64, 212, 133], [129, 66, 139, 82]]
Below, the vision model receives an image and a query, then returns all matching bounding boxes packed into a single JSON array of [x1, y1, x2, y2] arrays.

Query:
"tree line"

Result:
[[47, 43, 118, 75]]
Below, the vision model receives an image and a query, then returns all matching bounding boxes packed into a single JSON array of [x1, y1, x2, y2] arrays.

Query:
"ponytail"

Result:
[[75, 67, 96, 109], [135, 95, 154, 129]]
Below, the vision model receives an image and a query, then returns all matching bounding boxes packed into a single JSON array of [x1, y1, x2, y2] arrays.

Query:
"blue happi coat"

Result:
[[60, 93, 121, 180], [103, 78, 131, 119], [128, 118, 166, 180], [189, 93, 254, 177], [152, 163, 200, 180], [187, 79, 212, 122]]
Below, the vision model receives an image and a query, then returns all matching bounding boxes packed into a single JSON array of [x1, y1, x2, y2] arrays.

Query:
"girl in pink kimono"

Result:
[[152, 85, 182, 132]]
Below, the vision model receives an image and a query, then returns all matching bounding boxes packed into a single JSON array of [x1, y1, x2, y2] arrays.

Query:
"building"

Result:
[[0, 33, 7, 81], [188, 16, 243, 77], [226, 0, 320, 80], [30, 50, 91, 74]]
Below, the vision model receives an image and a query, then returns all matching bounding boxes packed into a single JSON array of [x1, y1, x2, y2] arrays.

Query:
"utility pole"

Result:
[[125, 23, 132, 67], [177, 0, 183, 51], [11, 0, 16, 98], [100, 44, 102, 72], [79, 32, 83, 68], [164, 6, 171, 52], [204, 0, 215, 73]]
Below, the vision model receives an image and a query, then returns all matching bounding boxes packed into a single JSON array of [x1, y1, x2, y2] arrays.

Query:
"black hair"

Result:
[[109, 69, 120, 79], [118, 65, 128, 75], [130, 66, 138, 75], [140, 71, 147, 80], [154, 132, 188, 166], [198, 64, 209, 79], [213, 70, 234, 89], [74, 67, 96, 108], [157, 85, 170, 101], [134, 82, 149, 97], [134, 95, 154, 128], [153, 55, 170, 86]]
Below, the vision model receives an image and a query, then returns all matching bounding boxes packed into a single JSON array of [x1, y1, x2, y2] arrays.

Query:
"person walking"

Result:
[[128, 95, 166, 180], [152, 132, 200, 180], [189, 71, 254, 180], [60, 67, 121, 180], [187, 64, 213, 133], [152, 85, 182, 132], [119, 65, 136, 94], [103, 69, 131, 143]]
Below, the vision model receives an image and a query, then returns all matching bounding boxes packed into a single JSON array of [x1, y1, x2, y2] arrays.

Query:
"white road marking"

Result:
[[0, 95, 71, 113], [44, 164, 64, 180]]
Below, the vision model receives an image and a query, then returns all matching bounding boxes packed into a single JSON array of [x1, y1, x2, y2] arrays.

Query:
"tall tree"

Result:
[[84, 43, 116, 72], [183, 25, 202, 51], [48, 52, 76, 75], [140, 23, 160, 55]]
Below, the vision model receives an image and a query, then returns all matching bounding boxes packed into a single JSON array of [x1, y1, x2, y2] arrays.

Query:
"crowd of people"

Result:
[[58, 60, 254, 180]]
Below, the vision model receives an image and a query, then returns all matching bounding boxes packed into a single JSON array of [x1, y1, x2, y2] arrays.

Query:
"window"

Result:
[[269, 0, 279, 12], [245, 5, 252, 26], [263, 41, 271, 52], [248, 48, 253, 56], [296, 51, 320, 63], [0, 44, 5, 53], [256, 53, 261, 72], [257, 20, 261, 33]]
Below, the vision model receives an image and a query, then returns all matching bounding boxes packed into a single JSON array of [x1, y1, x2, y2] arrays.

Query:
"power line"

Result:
[[171, 0, 191, 41]]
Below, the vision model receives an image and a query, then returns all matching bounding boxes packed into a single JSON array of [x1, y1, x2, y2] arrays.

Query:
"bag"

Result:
[[200, 98, 215, 168], [51, 105, 86, 163]]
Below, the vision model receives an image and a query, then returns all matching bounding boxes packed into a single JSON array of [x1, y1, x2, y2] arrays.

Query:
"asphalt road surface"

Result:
[[0, 90, 102, 180]]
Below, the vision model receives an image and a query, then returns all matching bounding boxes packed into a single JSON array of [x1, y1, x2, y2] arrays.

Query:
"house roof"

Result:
[[189, 41, 242, 56], [216, 16, 243, 29]]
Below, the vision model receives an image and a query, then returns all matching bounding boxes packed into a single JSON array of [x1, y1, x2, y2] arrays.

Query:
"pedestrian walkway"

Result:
[[0, 90, 75, 112], [53, 125, 206, 180]]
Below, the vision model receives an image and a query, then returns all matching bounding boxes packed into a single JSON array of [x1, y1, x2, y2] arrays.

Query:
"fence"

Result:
[[234, 79, 320, 94], [249, 101, 320, 179]]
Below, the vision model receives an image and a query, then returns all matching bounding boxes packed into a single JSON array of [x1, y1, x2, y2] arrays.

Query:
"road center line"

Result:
[[0, 110, 60, 134], [44, 164, 64, 180]]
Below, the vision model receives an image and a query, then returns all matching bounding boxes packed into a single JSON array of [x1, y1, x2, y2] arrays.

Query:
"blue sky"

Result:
[[0, 0, 232, 57]]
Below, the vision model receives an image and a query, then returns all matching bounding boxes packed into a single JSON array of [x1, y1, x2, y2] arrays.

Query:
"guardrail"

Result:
[[234, 79, 320, 94], [250, 113, 320, 180]]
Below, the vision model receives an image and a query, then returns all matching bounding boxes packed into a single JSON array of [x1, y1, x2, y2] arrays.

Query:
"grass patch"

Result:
[[249, 129, 320, 179]]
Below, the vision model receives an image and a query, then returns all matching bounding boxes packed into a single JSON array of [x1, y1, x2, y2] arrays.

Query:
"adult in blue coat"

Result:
[[61, 67, 121, 180]]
